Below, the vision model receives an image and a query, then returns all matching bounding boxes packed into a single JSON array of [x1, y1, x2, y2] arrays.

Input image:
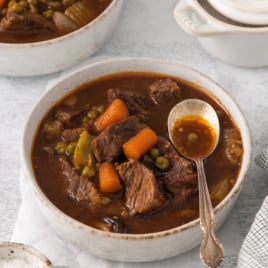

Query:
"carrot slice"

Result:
[[94, 99, 129, 132], [99, 162, 122, 194], [123, 127, 158, 160]]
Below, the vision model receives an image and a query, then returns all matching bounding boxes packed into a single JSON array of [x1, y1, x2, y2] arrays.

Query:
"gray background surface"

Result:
[[1, 0, 268, 266]]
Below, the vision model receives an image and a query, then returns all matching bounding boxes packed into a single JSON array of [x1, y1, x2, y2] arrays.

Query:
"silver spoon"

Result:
[[168, 99, 224, 268]]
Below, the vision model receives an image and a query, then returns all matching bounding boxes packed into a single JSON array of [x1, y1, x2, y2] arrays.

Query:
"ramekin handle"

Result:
[[174, 0, 230, 36]]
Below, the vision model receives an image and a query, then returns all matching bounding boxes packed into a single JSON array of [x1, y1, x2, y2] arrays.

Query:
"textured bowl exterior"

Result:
[[22, 58, 252, 262], [0, 0, 123, 76]]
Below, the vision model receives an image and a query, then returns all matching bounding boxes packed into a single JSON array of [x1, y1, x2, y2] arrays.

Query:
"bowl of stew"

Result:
[[22, 58, 251, 262], [0, 0, 123, 76]]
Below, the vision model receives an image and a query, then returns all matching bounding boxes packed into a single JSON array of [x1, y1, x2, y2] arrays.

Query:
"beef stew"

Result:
[[31, 72, 243, 234], [0, 0, 112, 43]]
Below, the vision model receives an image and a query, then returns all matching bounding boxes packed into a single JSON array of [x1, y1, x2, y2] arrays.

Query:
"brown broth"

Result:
[[172, 116, 217, 159], [31, 72, 242, 234]]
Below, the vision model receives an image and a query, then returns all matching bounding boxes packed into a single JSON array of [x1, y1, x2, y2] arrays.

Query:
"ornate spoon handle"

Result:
[[195, 159, 224, 268]]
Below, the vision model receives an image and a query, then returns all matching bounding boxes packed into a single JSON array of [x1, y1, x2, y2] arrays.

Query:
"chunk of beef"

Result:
[[0, 11, 55, 32], [148, 78, 181, 104], [107, 88, 147, 115], [222, 128, 243, 166], [42, 119, 63, 139], [157, 137, 197, 198], [61, 127, 86, 142], [92, 115, 146, 162], [117, 160, 166, 215], [58, 156, 110, 208], [55, 104, 89, 124]]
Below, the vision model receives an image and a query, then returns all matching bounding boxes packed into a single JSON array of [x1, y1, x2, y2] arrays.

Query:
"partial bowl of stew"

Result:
[[0, 0, 123, 76], [22, 58, 251, 262]]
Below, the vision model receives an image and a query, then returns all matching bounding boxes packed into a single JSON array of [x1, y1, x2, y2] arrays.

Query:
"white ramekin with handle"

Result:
[[174, 0, 268, 67]]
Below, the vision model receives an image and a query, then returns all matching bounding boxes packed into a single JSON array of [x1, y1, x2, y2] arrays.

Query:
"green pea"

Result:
[[187, 132, 198, 143], [155, 156, 170, 171], [66, 142, 77, 156], [87, 109, 98, 120], [82, 116, 89, 123], [54, 141, 68, 154], [96, 105, 105, 114], [149, 147, 160, 159], [43, 9, 54, 19], [136, 113, 148, 122], [81, 166, 96, 179]]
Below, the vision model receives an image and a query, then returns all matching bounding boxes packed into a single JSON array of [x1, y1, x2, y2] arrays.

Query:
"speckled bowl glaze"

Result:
[[0, 242, 52, 267], [21, 58, 252, 262], [0, 0, 123, 76]]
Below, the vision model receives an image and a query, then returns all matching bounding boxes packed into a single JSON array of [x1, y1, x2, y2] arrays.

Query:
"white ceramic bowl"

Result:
[[0, 0, 123, 76], [21, 58, 252, 262], [174, 0, 268, 67]]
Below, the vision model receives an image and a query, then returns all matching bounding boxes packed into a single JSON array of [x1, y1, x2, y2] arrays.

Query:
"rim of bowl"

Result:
[[21, 57, 252, 240], [0, 242, 52, 267], [0, 0, 120, 47], [195, 0, 268, 33]]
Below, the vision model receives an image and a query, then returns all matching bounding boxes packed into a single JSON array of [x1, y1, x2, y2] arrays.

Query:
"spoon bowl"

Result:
[[168, 98, 224, 267], [168, 98, 220, 159]]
